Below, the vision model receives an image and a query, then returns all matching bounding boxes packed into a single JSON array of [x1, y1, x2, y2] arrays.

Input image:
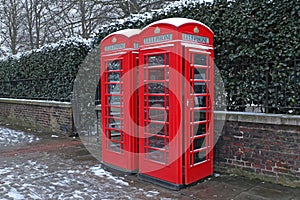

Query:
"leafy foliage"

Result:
[[0, 38, 91, 101], [93, 0, 300, 114]]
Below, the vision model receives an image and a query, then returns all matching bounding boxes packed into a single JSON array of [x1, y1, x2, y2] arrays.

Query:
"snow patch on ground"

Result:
[[0, 157, 163, 199], [0, 126, 39, 146], [7, 188, 25, 200], [145, 190, 160, 197], [0, 126, 173, 199], [90, 166, 129, 186]]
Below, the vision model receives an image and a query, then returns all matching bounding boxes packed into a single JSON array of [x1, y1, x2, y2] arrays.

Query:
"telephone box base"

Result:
[[101, 162, 138, 175], [138, 174, 184, 191]]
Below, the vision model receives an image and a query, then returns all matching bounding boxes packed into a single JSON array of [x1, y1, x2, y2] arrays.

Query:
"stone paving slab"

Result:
[[0, 126, 299, 200]]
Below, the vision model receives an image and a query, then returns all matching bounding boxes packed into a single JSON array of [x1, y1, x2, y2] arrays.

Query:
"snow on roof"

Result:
[[143, 18, 213, 33], [93, 0, 215, 46], [102, 29, 141, 41]]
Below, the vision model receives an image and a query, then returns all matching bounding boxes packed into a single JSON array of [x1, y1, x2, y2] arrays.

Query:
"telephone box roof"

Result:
[[102, 29, 141, 41], [143, 18, 213, 33]]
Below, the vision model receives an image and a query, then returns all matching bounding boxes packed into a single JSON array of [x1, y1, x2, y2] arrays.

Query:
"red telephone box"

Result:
[[138, 18, 214, 189], [101, 29, 140, 173]]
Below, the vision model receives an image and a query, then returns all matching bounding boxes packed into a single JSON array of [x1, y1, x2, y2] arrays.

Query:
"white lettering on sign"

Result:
[[182, 33, 209, 44], [104, 43, 126, 51], [144, 34, 173, 44]]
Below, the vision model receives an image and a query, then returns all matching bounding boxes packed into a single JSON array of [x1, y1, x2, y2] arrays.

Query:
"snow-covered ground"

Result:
[[0, 126, 171, 200], [0, 126, 39, 147], [0, 157, 162, 200]]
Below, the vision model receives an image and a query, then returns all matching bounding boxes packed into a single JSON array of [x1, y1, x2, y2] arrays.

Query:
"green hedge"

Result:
[[0, 38, 91, 101], [92, 0, 299, 114], [0, 0, 299, 113]]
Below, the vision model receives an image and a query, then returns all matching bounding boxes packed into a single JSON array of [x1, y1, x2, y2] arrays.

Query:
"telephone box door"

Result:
[[183, 47, 214, 184], [102, 55, 127, 166], [102, 52, 139, 172], [139, 48, 183, 186], [101, 29, 140, 173]]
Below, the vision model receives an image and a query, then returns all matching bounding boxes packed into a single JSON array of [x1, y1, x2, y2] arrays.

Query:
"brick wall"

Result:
[[1, 98, 299, 186], [0, 98, 73, 135], [214, 112, 300, 187]]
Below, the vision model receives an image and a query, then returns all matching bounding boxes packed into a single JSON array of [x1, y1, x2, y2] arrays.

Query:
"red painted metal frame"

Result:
[[138, 19, 214, 187], [138, 47, 183, 185], [183, 47, 214, 184], [100, 30, 140, 173]]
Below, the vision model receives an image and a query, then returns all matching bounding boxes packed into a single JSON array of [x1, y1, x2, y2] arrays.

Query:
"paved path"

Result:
[[0, 126, 299, 200]]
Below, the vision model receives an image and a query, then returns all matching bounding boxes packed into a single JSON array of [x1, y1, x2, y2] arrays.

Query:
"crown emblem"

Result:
[[154, 27, 160, 34], [112, 37, 117, 43], [194, 26, 199, 34]]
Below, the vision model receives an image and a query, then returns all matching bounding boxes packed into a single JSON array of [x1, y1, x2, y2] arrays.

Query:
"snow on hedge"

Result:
[[93, 0, 213, 44], [0, 37, 92, 62], [0, 0, 212, 61]]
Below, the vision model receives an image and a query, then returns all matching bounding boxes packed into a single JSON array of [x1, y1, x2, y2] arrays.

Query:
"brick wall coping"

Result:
[[4, 100, 295, 126], [214, 111, 300, 126], [0, 98, 72, 108], [95, 105, 101, 111], [94, 105, 299, 126]]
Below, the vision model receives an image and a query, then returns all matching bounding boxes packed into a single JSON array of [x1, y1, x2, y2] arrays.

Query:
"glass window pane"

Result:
[[106, 129, 123, 152], [107, 118, 122, 129], [109, 106, 122, 117], [109, 96, 121, 105], [149, 108, 168, 122], [148, 136, 168, 149], [191, 110, 206, 122], [191, 151, 207, 165], [191, 68, 206, 80], [148, 68, 167, 80], [194, 137, 206, 150], [147, 95, 169, 107], [147, 125, 169, 135], [109, 141, 122, 152], [108, 84, 121, 94], [147, 149, 168, 164], [108, 129, 121, 140], [148, 54, 169, 66], [147, 123, 165, 134], [194, 54, 207, 66], [194, 96, 206, 107], [108, 60, 121, 70], [192, 124, 206, 136], [147, 83, 166, 94], [193, 82, 206, 94], [108, 72, 121, 82]]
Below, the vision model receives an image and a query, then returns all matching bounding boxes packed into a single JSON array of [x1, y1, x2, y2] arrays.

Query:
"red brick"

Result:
[[0, 101, 72, 135], [262, 170, 277, 177], [274, 167, 290, 173]]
